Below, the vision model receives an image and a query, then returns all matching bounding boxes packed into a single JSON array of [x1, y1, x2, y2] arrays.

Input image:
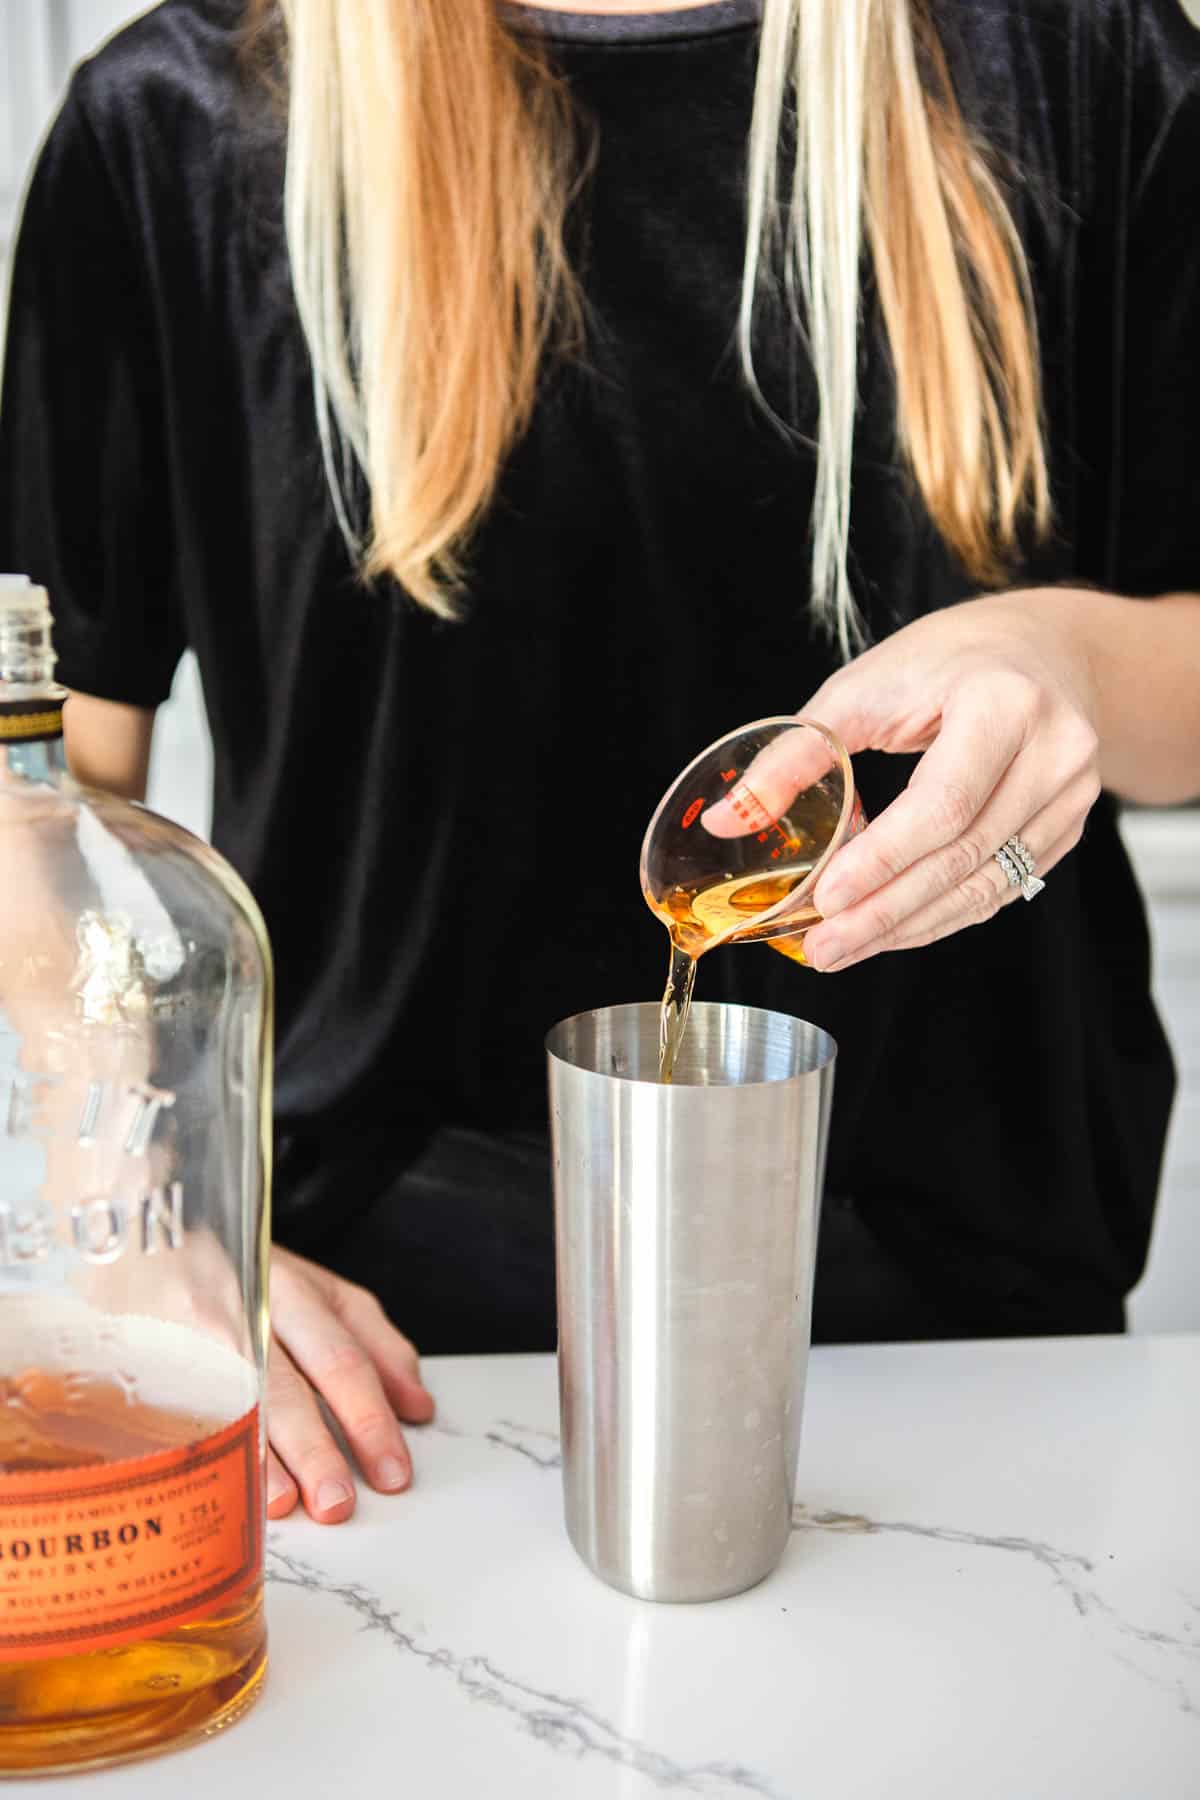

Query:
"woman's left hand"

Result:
[[790, 590, 1104, 972]]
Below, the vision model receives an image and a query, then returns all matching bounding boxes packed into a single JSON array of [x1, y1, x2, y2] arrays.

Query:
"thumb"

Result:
[[701, 713, 852, 840]]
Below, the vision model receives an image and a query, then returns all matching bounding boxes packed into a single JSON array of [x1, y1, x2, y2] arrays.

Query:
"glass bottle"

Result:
[[0, 578, 272, 1774]]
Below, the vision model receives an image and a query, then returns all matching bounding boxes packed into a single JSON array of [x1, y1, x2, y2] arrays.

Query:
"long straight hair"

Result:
[[254, 0, 1050, 655]]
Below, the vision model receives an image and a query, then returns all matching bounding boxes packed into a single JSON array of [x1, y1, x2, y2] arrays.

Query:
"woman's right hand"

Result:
[[267, 1246, 435, 1524]]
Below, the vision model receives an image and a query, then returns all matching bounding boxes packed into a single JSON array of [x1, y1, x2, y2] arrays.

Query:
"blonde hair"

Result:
[[256, 0, 1049, 652]]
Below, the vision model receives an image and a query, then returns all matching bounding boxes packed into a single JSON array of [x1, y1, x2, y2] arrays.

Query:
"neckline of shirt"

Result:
[[501, 0, 761, 46]]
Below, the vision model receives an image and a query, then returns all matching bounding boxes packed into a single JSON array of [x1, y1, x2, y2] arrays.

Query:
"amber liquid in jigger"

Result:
[[652, 794, 839, 1083], [0, 1372, 266, 1773]]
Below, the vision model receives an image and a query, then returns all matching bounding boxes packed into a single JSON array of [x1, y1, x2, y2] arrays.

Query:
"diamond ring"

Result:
[[994, 835, 1045, 902]]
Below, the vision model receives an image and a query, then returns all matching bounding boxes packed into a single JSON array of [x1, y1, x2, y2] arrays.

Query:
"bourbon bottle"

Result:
[[0, 578, 272, 1772]]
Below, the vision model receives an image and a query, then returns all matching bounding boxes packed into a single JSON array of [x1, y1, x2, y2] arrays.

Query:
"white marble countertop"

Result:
[[30, 1335, 1200, 1798]]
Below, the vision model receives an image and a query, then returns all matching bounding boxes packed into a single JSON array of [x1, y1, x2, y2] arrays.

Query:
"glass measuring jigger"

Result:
[[640, 716, 865, 966]]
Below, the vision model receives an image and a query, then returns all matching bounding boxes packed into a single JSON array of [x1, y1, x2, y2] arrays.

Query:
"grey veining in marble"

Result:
[[486, 1419, 564, 1469], [792, 1505, 1200, 1719], [425, 1391, 1200, 1728], [266, 1541, 784, 1797]]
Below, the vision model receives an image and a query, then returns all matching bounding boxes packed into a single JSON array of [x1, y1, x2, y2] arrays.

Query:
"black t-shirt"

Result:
[[2, 0, 1195, 1333]]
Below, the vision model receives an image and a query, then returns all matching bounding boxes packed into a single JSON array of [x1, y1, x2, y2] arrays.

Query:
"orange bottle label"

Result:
[[0, 1407, 262, 1662]]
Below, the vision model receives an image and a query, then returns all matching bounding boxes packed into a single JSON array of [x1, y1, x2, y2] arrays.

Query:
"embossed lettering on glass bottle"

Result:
[[0, 578, 272, 1774]]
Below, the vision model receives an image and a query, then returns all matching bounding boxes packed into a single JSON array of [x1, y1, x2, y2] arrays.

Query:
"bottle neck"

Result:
[[1, 734, 68, 783]]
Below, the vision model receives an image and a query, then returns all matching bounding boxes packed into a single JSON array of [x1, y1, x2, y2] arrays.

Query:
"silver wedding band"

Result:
[[994, 835, 1045, 902]]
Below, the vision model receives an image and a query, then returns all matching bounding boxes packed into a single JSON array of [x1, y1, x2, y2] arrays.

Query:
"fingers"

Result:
[[330, 1281, 435, 1425], [799, 676, 1100, 971], [812, 685, 1032, 917], [266, 1337, 358, 1525], [804, 749, 1098, 969], [266, 1447, 299, 1520], [701, 723, 841, 838], [282, 1248, 434, 1420], [271, 1261, 417, 1504], [812, 819, 1084, 973]]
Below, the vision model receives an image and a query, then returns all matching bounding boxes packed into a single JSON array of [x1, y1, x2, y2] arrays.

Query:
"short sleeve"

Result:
[[0, 81, 185, 706], [1102, 0, 1200, 597]]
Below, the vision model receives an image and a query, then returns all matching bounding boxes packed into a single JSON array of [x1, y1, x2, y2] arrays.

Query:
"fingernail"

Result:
[[377, 1455, 410, 1492], [315, 1478, 354, 1515], [806, 934, 844, 972], [267, 1470, 293, 1508]]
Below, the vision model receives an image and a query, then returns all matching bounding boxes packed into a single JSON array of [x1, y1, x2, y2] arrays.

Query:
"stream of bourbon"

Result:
[[657, 866, 818, 1080]]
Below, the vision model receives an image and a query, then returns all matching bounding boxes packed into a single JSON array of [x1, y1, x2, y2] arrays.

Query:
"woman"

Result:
[[2, 0, 1198, 1524]]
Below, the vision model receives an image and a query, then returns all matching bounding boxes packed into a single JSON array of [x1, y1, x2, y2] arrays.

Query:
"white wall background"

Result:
[[2, 1, 1197, 1332], [1122, 815, 1200, 1333]]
